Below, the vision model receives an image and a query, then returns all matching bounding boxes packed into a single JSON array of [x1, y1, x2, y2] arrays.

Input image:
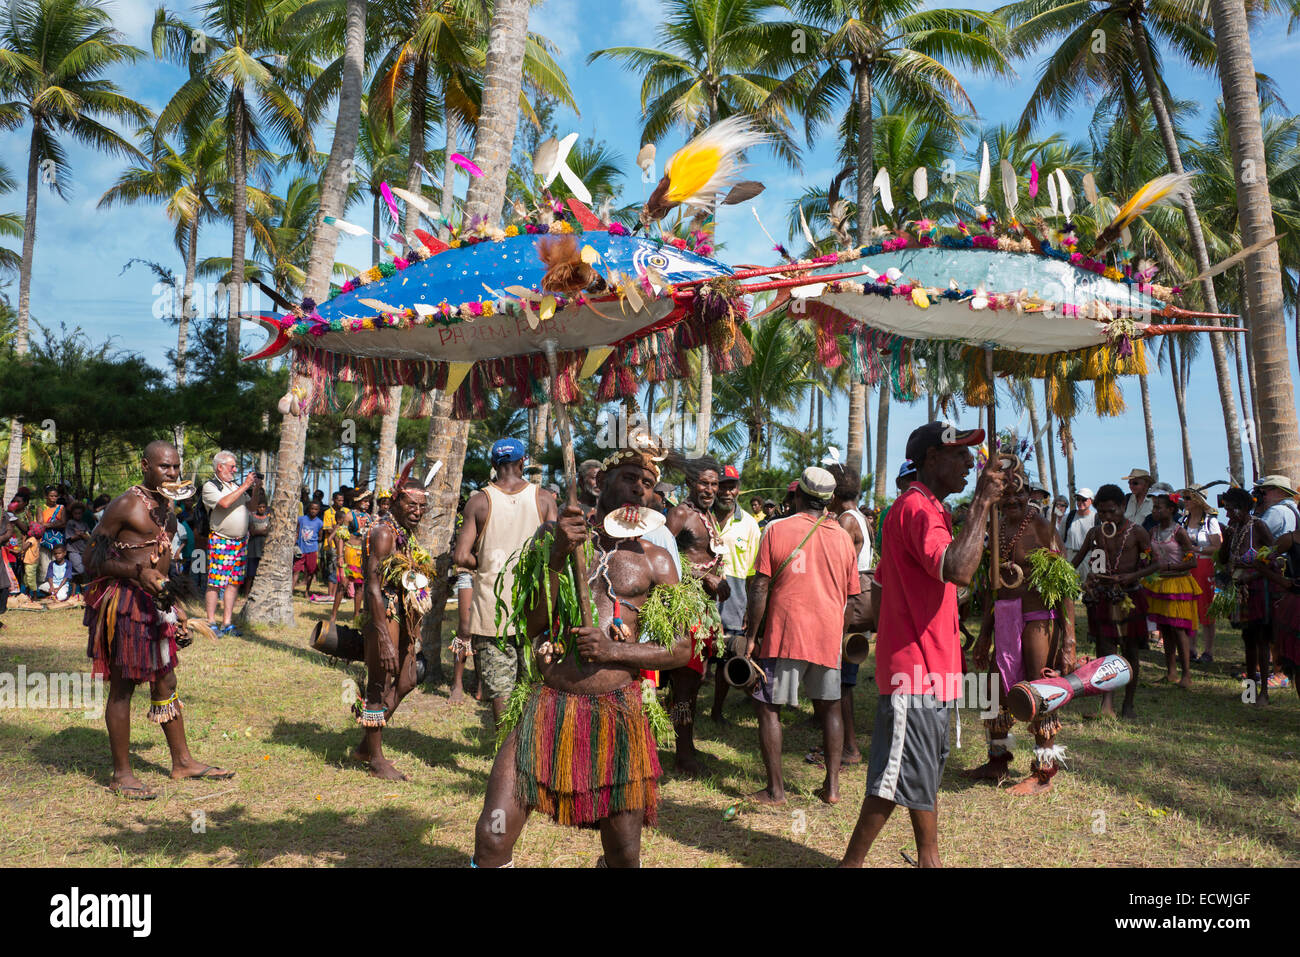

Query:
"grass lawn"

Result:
[[2, 598, 1298, 868]]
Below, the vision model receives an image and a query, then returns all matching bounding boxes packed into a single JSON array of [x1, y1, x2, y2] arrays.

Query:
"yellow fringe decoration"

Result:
[[1093, 374, 1125, 416], [1117, 338, 1148, 375], [964, 348, 994, 407]]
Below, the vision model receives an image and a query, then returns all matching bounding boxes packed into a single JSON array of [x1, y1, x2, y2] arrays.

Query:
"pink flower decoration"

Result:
[[695, 244, 713, 257], [608, 223, 628, 236], [1069, 252, 1083, 265], [1029, 162, 1039, 198], [467, 301, 484, 316], [393, 257, 409, 270], [669, 238, 687, 250], [340, 280, 356, 294], [309, 323, 328, 337]]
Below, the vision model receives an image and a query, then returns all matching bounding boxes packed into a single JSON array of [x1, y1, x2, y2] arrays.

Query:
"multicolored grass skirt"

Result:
[[1095, 589, 1147, 642], [207, 534, 246, 589], [513, 681, 662, 829], [84, 578, 178, 683], [341, 541, 364, 583], [1143, 574, 1201, 631]]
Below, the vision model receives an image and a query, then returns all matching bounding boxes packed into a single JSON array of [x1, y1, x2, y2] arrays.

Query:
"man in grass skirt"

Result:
[[85, 440, 232, 800], [471, 448, 701, 868], [966, 457, 1077, 795], [350, 480, 430, 781]]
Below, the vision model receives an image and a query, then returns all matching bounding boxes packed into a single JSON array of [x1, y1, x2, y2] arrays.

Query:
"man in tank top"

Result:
[[454, 438, 558, 723]]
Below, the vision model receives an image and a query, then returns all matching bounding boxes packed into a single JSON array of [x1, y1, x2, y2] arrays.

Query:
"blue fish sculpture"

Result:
[[246, 231, 733, 365]]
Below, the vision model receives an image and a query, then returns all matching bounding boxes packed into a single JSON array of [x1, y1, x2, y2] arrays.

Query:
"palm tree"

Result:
[[1206, 0, 1300, 477], [1000, 0, 1264, 484], [780, 0, 1010, 494], [98, 122, 233, 397], [1190, 98, 1300, 479], [590, 0, 810, 456], [152, 0, 313, 356], [0, 0, 149, 503], [243, 0, 365, 627], [0, 161, 21, 275], [413, 0, 535, 659], [714, 313, 818, 466]]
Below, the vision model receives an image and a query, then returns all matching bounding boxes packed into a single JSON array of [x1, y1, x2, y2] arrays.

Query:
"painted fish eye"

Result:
[[646, 253, 670, 269]]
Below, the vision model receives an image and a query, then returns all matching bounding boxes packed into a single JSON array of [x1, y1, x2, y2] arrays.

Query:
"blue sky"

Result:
[[2, 0, 1298, 495]]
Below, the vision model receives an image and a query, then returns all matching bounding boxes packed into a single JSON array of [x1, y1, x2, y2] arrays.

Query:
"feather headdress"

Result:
[[640, 116, 768, 226], [1090, 172, 1193, 255]]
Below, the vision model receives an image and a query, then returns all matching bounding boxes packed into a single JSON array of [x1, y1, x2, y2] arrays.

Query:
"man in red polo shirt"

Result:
[[840, 422, 1005, 868]]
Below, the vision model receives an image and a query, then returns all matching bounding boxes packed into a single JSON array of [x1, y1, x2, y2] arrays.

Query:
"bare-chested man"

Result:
[[664, 456, 729, 775], [967, 468, 1077, 795], [351, 480, 429, 780], [85, 440, 232, 800], [1076, 483, 1154, 718], [827, 465, 873, 767], [472, 451, 693, 868]]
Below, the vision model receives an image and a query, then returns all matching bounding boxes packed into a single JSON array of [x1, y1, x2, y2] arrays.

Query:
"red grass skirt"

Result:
[[84, 578, 178, 682], [514, 681, 661, 829], [1191, 558, 1216, 623], [1094, 589, 1148, 642], [1273, 590, 1300, 671], [1143, 574, 1201, 631]]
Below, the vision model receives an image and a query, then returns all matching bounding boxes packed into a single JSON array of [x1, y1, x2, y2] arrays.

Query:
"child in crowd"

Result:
[[40, 543, 72, 603], [294, 502, 324, 599]]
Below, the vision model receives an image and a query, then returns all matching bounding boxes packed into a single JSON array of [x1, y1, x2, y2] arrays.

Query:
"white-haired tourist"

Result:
[[201, 451, 257, 635]]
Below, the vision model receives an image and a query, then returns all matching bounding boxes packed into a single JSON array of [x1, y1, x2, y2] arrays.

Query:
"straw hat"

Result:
[[1178, 487, 1217, 515], [1121, 468, 1152, 482], [1253, 474, 1297, 497]]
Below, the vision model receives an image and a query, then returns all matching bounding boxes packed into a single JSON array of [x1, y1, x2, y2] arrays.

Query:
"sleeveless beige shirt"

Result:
[[467, 482, 542, 637]]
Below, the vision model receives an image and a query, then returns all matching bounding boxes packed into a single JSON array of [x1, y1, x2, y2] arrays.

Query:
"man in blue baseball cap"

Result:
[[490, 438, 526, 468], [454, 438, 556, 722]]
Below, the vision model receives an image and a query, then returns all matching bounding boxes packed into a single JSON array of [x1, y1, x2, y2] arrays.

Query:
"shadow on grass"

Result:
[[31, 725, 176, 785], [654, 795, 841, 867], [95, 805, 467, 866], [267, 719, 489, 790]]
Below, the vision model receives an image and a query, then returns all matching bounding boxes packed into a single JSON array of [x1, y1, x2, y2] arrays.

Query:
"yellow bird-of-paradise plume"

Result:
[[639, 116, 768, 228], [1089, 172, 1193, 255]]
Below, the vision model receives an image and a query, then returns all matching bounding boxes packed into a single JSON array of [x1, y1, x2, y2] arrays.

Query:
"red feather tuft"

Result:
[[413, 228, 449, 254], [566, 198, 605, 230]]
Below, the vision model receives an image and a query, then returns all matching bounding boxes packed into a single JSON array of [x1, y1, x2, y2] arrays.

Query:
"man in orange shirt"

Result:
[[744, 466, 859, 806]]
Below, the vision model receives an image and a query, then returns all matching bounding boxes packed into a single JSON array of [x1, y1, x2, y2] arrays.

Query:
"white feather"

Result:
[[1082, 171, 1098, 206], [1056, 169, 1074, 216], [978, 142, 991, 200], [913, 166, 928, 202], [873, 166, 894, 215], [424, 462, 442, 488], [558, 161, 592, 204], [388, 186, 434, 217], [323, 216, 370, 237], [1000, 159, 1018, 217], [1047, 170, 1059, 216], [822, 446, 841, 467], [799, 205, 816, 247], [542, 132, 580, 187]]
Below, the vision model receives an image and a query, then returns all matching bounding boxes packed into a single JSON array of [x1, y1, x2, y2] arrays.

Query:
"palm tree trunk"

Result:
[[1043, 386, 1060, 499], [404, 54, 429, 239], [416, 0, 533, 665], [845, 381, 865, 474], [807, 383, 816, 434], [440, 106, 457, 240], [1168, 339, 1194, 486], [1138, 372, 1158, 481], [863, 385, 872, 481], [873, 386, 890, 501], [532, 401, 549, 459], [227, 92, 248, 355], [693, 350, 713, 457], [5, 124, 41, 504], [173, 213, 199, 454], [854, 63, 874, 242], [1061, 420, 1077, 497], [243, 0, 365, 625], [670, 378, 681, 450], [1026, 385, 1047, 488], [1234, 273, 1261, 477], [1130, 9, 1244, 484], [372, 193, 381, 266], [1209, 0, 1300, 477]]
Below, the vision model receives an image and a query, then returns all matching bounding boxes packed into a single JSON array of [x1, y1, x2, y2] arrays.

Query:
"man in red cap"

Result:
[[842, 422, 1004, 867]]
